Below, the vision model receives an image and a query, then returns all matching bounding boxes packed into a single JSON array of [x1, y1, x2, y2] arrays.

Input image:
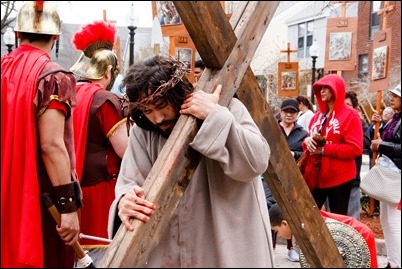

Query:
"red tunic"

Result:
[[1, 45, 76, 267], [73, 82, 124, 245]]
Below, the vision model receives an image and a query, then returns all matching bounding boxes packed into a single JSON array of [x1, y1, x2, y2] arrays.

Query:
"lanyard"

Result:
[[317, 111, 329, 134]]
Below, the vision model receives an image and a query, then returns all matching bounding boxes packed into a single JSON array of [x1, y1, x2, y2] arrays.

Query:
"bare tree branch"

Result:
[[1, 1, 17, 32]]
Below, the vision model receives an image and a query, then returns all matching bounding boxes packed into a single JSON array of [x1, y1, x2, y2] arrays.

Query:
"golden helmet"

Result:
[[70, 21, 119, 83], [70, 49, 119, 80], [14, 1, 61, 35]]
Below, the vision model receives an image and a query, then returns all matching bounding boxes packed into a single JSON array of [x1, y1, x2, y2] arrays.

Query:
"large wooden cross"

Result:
[[99, 2, 343, 267]]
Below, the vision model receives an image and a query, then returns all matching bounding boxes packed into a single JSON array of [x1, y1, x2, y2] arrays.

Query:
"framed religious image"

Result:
[[329, 32, 352, 61], [175, 48, 192, 70], [156, 1, 181, 26], [369, 28, 391, 92], [371, 45, 388, 80], [325, 18, 357, 71], [281, 71, 297, 90], [278, 62, 299, 97]]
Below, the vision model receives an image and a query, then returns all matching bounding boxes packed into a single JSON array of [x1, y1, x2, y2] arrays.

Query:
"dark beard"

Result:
[[156, 119, 177, 137], [132, 107, 180, 137]]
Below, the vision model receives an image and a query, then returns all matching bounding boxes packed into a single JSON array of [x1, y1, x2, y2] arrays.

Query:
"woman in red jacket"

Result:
[[302, 74, 363, 215]]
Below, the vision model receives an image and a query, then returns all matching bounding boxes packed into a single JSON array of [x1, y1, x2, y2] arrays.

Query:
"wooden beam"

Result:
[[99, 2, 279, 267], [280, 42, 298, 63], [176, 1, 344, 268]]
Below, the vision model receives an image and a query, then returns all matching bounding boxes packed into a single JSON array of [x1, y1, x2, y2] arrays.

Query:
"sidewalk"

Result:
[[274, 242, 388, 268]]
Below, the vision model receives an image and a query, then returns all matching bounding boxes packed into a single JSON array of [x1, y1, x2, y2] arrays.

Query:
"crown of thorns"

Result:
[[125, 58, 189, 112]]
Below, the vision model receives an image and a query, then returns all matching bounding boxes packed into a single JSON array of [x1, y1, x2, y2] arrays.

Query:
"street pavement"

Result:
[[274, 154, 389, 268], [273, 242, 388, 268]]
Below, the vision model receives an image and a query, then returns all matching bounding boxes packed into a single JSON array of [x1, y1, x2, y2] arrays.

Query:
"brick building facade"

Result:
[[343, 1, 401, 89]]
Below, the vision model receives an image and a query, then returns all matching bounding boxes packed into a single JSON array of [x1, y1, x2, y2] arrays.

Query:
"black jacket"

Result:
[[379, 114, 401, 170], [351, 119, 369, 187], [278, 121, 308, 161]]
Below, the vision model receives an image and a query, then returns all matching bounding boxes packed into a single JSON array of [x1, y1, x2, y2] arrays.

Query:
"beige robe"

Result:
[[108, 98, 274, 267]]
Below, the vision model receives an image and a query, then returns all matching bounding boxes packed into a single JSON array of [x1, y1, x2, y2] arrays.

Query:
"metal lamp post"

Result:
[[127, 2, 137, 66], [309, 40, 319, 105], [3, 27, 16, 54]]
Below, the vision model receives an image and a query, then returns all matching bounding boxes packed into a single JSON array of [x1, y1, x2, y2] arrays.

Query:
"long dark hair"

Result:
[[345, 91, 359, 109], [123, 55, 194, 132], [296, 95, 314, 111]]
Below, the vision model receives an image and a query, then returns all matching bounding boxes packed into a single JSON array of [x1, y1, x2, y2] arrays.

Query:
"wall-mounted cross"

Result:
[[377, 1, 395, 30], [331, 1, 354, 17]]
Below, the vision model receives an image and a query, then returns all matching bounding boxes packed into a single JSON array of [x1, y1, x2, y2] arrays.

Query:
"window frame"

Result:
[[358, 54, 369, 78], [297, 20, 314, 58], [369, 1, 381, 40]]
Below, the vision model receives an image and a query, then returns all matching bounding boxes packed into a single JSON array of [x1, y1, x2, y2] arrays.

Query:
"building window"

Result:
[[359, 54, 369, 78], [297, 20, 314, 58], [370, 1, 381, 40]]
